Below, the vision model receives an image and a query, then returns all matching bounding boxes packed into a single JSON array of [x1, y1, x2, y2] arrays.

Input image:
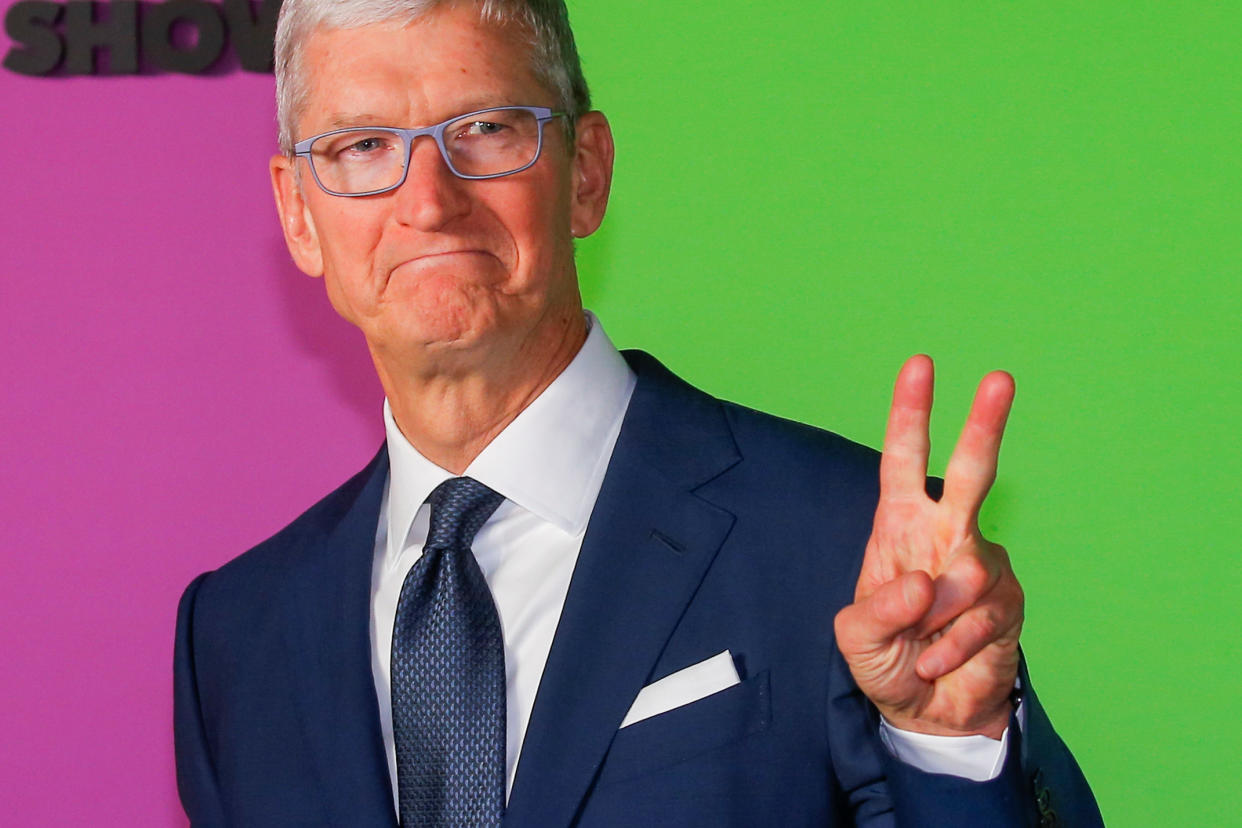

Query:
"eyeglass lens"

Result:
[[308, 108, 544, 194]]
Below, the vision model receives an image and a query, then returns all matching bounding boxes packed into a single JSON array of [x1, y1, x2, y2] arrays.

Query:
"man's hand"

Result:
[[835, 355, 1023, 740]]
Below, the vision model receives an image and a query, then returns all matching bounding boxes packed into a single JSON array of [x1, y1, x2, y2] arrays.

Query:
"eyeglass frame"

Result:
[[291, 105, 568, 198]]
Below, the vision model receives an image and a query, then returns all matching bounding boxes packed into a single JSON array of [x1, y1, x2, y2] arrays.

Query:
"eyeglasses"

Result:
[[292, 105, 567, 197]]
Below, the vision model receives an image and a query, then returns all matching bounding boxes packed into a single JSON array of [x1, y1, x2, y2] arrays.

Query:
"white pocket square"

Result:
[[620, 650, 741, 728]]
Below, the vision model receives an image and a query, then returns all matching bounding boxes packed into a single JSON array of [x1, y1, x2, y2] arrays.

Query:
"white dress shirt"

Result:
[[369, 313, 1010, 813]]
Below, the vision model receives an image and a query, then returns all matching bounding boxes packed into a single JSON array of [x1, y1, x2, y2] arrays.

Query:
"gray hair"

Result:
[[274, 0, 591, 155]]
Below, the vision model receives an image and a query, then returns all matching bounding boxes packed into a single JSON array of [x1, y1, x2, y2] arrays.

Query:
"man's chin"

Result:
[[368, 308, 501, 365]]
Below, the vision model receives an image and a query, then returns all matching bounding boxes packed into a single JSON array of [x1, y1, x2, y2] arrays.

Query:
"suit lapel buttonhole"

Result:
[[649, 529, 686, 556]]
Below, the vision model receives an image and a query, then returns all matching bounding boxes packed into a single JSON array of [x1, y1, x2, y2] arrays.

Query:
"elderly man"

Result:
[[174, 1, 1102, 825]]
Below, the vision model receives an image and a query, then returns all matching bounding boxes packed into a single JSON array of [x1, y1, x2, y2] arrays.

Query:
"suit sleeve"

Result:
[[878, 672, 1103, 827], [174, 572, 228, 827], [827, 640, 1103, 827]]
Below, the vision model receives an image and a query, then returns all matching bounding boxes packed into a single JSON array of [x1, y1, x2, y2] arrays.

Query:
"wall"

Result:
[[2, 1, 1238, 823]]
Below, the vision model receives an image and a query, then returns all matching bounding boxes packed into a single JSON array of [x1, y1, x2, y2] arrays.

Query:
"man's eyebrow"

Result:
[[447, 99, 512, 118], [326, 113, 391, 128], [324, 101, 518, 130]]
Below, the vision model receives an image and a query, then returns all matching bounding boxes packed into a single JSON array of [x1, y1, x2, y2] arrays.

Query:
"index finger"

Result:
[[941, 370, 1015, 519], [879, 354, 934, 501]]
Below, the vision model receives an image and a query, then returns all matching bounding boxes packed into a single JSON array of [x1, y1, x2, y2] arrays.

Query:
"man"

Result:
[[174, 0, 1102, 825]]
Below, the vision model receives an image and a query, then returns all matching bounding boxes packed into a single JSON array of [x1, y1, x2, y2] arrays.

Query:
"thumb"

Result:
[[835, 571, 935, 658]]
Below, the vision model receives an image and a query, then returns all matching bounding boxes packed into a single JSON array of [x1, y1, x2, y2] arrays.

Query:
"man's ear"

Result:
[[568, 111, 615, 239], [270, 154, 325, 277]]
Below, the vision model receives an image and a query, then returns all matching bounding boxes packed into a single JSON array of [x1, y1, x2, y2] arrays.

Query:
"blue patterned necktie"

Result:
[[391, 477, 506, 827]]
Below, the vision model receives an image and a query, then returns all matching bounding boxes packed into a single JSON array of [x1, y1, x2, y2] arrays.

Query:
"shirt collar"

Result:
[[384, 312, 636, 562]]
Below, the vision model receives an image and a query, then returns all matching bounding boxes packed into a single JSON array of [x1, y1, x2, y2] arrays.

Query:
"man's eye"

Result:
[[463, 120, 506, 137], [318, 134, 399, 161], [345, 137, 387, 154]]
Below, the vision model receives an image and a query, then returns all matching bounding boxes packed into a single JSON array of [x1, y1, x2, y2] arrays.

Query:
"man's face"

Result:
[[271, 5, 611, 370]]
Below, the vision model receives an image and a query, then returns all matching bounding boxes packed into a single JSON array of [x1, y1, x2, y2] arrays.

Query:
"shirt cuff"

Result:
[[878, 698, 1026, 782]]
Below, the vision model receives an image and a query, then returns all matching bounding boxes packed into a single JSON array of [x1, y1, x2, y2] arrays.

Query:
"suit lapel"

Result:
[[280, 447, 399, 826], [504, 352, 741, 828]]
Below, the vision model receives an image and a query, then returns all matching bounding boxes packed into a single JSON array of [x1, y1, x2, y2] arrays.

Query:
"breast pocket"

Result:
[[596, 670, 771, 785]]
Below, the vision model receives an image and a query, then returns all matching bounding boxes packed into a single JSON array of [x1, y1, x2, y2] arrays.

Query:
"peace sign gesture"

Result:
[[834, 355, 1023, 739]]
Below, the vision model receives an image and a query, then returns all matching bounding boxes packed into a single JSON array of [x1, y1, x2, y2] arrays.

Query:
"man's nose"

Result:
[[392, 135, 471, 229]]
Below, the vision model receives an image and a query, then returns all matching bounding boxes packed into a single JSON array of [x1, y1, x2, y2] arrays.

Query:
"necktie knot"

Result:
[[425, 477, 504, 552]]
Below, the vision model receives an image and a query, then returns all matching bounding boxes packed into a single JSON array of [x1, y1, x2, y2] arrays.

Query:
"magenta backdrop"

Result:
[[1, 21, 384, 824]]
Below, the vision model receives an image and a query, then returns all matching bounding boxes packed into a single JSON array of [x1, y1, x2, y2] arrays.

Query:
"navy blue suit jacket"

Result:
[[175, 351, 1102, 826]]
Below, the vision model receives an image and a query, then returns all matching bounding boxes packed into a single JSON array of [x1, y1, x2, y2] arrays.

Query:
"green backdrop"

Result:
[[567, 2, 1241, 824]]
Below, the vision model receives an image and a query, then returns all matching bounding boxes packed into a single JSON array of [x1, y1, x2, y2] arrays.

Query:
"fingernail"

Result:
[[920, 656, 944, 678]]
